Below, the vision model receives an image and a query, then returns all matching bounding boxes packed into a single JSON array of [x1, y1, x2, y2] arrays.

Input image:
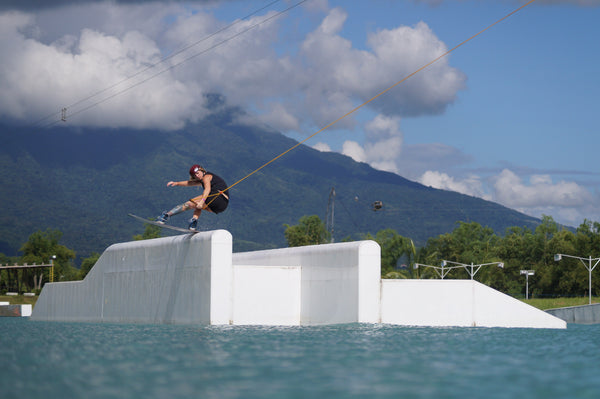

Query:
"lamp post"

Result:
[[441, 260, 504, 280], [50, 255, 56, 283], [414, 262, 463, 279], [520, 270, 535, 299], [326, 187, 335, 243], [414, 260, 504, 280], [555, 254, 600, 305]]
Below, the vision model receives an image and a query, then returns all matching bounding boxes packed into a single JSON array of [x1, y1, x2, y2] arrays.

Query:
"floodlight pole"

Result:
[[520, 270, 535, 299], [555, 254, 600, 305], [326, 187, 335, 243], [50, 255, 56, 283], [414, 260, 504, 280], [441, 260, 504, 280], [414, 263, 461, 279]]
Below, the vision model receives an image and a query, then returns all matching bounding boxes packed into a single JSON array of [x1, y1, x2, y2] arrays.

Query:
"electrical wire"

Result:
[[34, 0, 307, 127]]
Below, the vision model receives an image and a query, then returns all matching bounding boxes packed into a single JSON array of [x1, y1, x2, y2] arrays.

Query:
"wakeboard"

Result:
[[128, 213, 199, 234]]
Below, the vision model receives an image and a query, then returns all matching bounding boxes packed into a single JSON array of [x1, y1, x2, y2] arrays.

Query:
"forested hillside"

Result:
[[0, 108, 541, 258]]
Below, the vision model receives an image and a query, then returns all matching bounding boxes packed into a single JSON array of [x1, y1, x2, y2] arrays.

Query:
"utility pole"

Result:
[[326, 187, 335, 243]]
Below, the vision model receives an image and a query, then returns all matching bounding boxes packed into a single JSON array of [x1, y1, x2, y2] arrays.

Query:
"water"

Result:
[[1, 319, 599, 399]]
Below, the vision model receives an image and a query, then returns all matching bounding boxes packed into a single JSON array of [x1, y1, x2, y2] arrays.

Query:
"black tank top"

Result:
[[204, 172, 229, 198]]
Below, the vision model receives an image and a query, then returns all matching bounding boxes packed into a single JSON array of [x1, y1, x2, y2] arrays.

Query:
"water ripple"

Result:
[[1, 319, 598, 399]]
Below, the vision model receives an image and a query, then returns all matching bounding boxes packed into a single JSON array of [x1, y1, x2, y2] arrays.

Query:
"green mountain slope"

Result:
[[0, 112, 540, 258]]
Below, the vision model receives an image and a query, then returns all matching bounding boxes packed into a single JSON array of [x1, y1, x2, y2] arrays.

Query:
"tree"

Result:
[[575, 220, 600, 297], [418, 222, 499, 280], [284, 215, 330, 247], [133, 223, 162, 241], [494, 226, 537, 295], [365, 229, 416, 278], [19, 229, 77, 290], [533, 215, 559, 265], [575, 219, 600, 256], [542, 220, 600, 298], [0, 252, 18, 292], [80, 252, 100, 279]]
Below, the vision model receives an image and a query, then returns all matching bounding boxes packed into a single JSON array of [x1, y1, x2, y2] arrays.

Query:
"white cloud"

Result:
[[297, 8, 466, 129], [342, 140, 366, 163], [0, 11, 203, 129], [364, 137, 402, 173], [363, 21, 466, 116], [340, 114, 403, 173], [419, 171, 490, 199], [492, 169, 592, 208], [260, 102, 300, 132], [418, 168, 599, 226], [365, 114, 401, 140], [312, 142, 331, 152], [338, 116, 478, 180], [394, 142, 474, 181], [0, 4, 466, 131], [346, 132, 599, 227]]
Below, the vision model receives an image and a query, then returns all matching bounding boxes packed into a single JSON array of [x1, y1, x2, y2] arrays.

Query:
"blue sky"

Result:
[[1, 0, 598, 227]]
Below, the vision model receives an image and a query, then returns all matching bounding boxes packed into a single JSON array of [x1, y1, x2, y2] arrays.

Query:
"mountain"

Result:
[[0, 108, 540, 259]]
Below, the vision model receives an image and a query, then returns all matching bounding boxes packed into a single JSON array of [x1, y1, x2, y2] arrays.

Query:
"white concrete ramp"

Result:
[[32, 231, 233, 324], [31, 230, 566, 329], [381, 280, 566, 329]]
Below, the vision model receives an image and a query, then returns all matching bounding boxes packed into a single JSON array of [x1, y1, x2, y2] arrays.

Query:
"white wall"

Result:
[[232, 240, 381, 325], [233, 265, 301, 325]]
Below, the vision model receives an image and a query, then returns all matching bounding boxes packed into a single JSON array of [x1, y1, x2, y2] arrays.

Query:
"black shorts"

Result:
[[207, 195, 229, 214]]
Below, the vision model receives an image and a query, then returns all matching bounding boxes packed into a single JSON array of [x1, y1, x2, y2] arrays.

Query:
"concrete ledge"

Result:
[[546, 303, 600, 324]]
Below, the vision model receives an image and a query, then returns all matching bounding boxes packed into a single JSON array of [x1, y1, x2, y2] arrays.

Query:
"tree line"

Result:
[[284, 215, 600, 298], [2, 215, 599, 300], [0, 225, 161, 294]]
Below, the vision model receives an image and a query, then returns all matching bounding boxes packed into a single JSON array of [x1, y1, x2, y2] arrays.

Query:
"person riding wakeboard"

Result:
[[157, 164, 230, 230]]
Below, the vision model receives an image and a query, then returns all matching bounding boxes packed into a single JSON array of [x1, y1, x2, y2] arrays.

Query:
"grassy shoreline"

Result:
[[2, 294, 598, 311], [521, 297, 599, 310], [1, 294, 38, 306]]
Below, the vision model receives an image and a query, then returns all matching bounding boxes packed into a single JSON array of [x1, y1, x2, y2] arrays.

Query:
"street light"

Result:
[[555, 253, 600, 305], [414, 260, 504, 280], [520, 270, 535, 300], [441, 260, 504, 280], [414, 262, 464, 279], [50, 255, 56, 283]]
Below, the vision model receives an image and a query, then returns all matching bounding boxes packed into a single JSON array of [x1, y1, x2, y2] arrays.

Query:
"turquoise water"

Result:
[[1, 319, 599, 399]]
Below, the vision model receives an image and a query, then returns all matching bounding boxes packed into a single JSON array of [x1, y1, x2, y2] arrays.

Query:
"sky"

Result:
[[1, 0, 599, 228]]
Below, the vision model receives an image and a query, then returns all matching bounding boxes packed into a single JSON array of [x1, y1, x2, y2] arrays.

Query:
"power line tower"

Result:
[[326, 187, 335, 243]]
